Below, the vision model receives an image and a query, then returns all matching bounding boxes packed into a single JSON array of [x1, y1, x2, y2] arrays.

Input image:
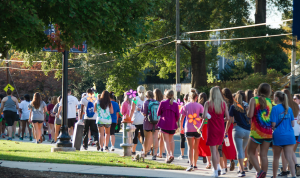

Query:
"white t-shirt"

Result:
[[59, 95, 78, 119], [132, 96, 145, 125], [80, 96, 97, 120], [19, 100, 30, 120]]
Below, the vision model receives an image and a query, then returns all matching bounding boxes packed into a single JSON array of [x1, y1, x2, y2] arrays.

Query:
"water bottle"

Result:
[[224, 135, 230, 147]]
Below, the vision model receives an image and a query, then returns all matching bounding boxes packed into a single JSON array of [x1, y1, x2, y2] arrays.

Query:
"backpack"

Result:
[[86, 99, 95, 118], [147, 100, 160, 124]]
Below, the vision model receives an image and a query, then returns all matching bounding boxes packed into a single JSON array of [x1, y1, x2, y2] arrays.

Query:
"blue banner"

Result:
[[293, 0, 300, 38]]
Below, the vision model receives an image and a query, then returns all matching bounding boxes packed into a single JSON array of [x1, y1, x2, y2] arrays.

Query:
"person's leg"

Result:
[[98, 126, 104, 148], [180, 133, 185, 157], [272, 146, 282, 178], [162, 133, 171, 160], [247, 139, 260, 172], [153, 130, 159, 156], [69, 126, 74, 137], [49, 123, 54, 141], [169, 134, 175, 157], [207, 156, 211, 165], [132, 126, 139, 152], [259, 141, 271, 173], [210, 146, 218, 170], [281, 150, 288, 172], [21, 120, 26, 138], [159, 132, 165, 157], [283, 145, 296, 177], [55, 124, 61, 142], [194, 138, 200, 167], [12, 121, 17, 137], [82, 120, 90, 148], [33, 123, 39, 141], [104, 126, 110, 147], [218, 145, 223, 169], [223, 153, 227, 169], [187, 137, 194, 166], [233, 132, 244, 172], [140, 126, 145, 152]]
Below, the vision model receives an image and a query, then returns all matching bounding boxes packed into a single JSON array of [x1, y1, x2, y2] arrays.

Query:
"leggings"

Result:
[[180, 133, 185, 148], [133, 124, 144, 144], [232, 125, 250, 159]]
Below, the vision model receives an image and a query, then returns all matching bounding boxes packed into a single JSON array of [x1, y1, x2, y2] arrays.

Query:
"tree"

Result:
[[1, 0, 155, 56]]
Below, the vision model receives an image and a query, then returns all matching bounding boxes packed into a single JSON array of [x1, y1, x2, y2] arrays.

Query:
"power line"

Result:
[[178, 33, 292, 42], [183, 19, 293, 34]]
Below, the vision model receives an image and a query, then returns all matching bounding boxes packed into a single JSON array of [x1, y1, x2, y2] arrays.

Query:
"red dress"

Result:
[[222, 123, 236, 160], [198, 122, 211, 156], [206, 102, 225, 146]]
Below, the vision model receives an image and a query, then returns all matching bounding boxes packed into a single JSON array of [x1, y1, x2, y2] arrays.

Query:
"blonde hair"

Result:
[[208, 87, 225, 114], [189, 90, 198, 102], [137, 85, 145, 101], [166, 90, 174, 105], [51, 96, 58, 105], [275, 91, 289, 114]]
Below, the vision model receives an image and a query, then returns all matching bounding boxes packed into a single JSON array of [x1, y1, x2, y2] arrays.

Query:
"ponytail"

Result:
[[282, 93, 289, 114], [166, 90, 174, 105], [137, 85, 145, 101], [258, 95, 267, 110], [257, 83, 271, 110], [189, 91, 198, 102]]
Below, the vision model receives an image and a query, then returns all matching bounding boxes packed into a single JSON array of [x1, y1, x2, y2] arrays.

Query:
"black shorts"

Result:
[[67, 118, 76, 128], [110, 123, 116, 135], [161, 129, 175, 135], [32, 120, 44, 123], [296, 136, 299, 141], [3, 111, 18, 126], [185, 132, 201, 138]]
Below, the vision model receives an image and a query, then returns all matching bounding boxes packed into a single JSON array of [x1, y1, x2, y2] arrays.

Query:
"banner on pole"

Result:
[[293, 0, 300, 38]]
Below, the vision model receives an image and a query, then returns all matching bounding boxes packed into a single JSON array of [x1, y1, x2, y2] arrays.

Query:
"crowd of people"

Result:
[[1, 82, 300, 178]]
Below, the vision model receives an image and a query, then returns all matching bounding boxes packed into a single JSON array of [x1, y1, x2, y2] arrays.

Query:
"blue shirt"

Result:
[[229, 105, 250, 130], [111, 101, 120, 123], [270, 104, 295, 146]]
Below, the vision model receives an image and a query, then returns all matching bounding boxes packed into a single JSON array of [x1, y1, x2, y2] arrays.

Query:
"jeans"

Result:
[[232, 125, 250, 159], [83, 119, 99, 148]]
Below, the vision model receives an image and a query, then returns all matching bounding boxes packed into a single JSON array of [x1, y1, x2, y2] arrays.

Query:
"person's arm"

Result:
[[198, 102, 209, 133], [56, 106, 62, 118], [130, 102, 136, 118], [247, 98, 255, 120], [290, 108, 295, 127], [13, 97, 19, 109], [224, 103, 229, 122], [110, 104, 114, 114], [29, 110, 32, 123], [180, 114, 185, 132], [44, 106, 47, 122], [157, 102, 162, 117], [0, 99, 4, 114]]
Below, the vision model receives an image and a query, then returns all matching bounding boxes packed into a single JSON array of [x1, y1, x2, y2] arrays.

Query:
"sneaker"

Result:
[[147, 151, 151, 155], [257, 170, 266, 178], [7, 137, 12, 141], [51, 139, 55, 144], [212, 170, 218, 177], [152, 155, 157, 160], [186, 165, 194, 172], [132, 152, 136, 155], [194, 166, 198, 169], [221, 168, 226, 175], [19, 137, 23, 140], [32, 139, 36, 143], [100, 148, 103, 152], [29, 136, 33, 141], [244, 167, 248, 172], [225, 168, 228, 172], [83, 147, 88, 150], [238, 171, 246, 177], [178, 155, 184, 159], [88, 139, 93, 145], [110, 146, 115, 151], [296, 164, 300, 176], [277, 171, 288, 177], [105, 146, 109, 152]]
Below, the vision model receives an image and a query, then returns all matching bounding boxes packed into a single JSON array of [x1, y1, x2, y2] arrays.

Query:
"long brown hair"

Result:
[[98, 91, 111, 110], [245, 90, 253, 103], [221, 88, 233, 109], [234, 91, 245, 113], [153, 88, 163, 102], [257, 83, 271, 110], [282, 89, 299, 117], [198, 92, 207, 106], [32, 92, 41, 109]]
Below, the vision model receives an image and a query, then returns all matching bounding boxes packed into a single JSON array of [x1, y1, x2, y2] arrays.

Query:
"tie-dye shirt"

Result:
[[250, 96, 273, 139]]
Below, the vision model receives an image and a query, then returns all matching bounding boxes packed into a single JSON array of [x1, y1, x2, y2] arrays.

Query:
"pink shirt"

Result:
[[157, 99, 180, 130], [121, 101, 131, 120], [180, 102, 204, 133]]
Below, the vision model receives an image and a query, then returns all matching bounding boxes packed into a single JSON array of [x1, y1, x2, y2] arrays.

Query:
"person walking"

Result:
[[18, 94, 32, 141], [178, 94, 189, 160], [271, 91, 296, 178], [28, 92, 47, 144], [0, 89, 19, 141], [225, 91, 251, 177], [47, 96, 57, 143], [57, 89, 78, 139], [247, 83, 273, 178], [95, 91, 114, 151], [0, 94, 5, 138], [181, 90, 204, 171], [109, 92, 120, 151], [53, 96, 62, 143], [80, 89, 100, 150], [157, 90, 179, 163], [131, 86, 146, 155], [202, 86, 229, 177]]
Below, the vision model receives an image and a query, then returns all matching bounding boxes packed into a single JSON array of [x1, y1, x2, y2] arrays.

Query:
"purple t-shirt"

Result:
[[142, 99, 159, 130], [180, 102, 204, 133]]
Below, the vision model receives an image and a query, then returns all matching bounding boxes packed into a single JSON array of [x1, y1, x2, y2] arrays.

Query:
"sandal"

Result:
[[166, 157, 173, 164], [206, 163, 211, 169], [157, 154, 162, 158], [169, 156, 174, 163]]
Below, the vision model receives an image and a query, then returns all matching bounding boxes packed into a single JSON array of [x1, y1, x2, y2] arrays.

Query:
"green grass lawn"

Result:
[[0, 141, 184, 170]]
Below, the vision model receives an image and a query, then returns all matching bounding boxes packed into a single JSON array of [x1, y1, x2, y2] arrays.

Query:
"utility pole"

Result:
[[176, 0, 180, 99], [290, 36, 297, 94]]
